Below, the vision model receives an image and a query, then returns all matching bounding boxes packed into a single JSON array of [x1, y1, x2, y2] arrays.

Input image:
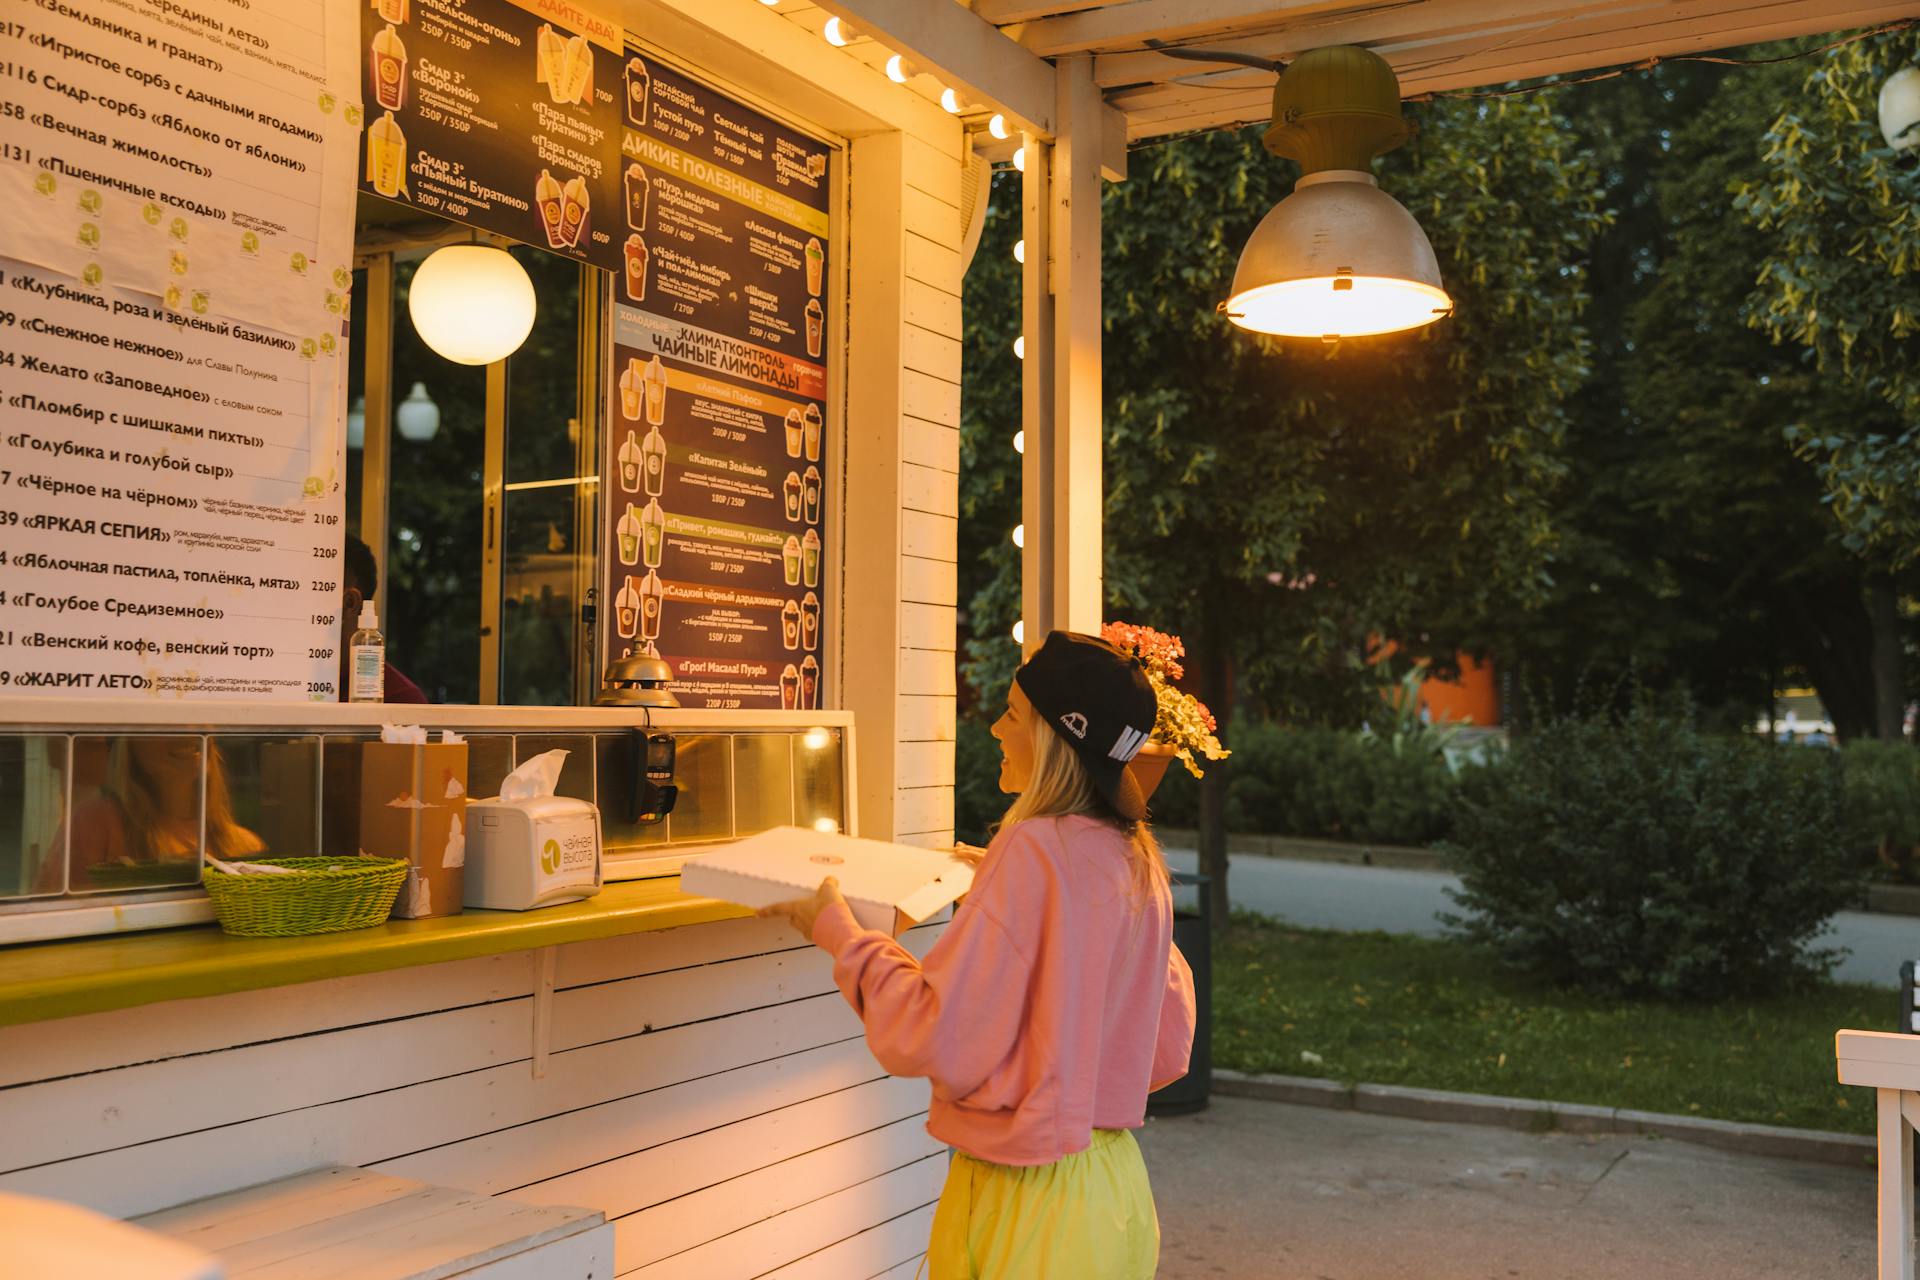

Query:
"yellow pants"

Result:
[[925, 1128, 1160, 1279]]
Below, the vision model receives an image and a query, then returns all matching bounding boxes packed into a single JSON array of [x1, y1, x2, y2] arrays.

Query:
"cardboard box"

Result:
[[680, 826, 974, 933], [359, 742, 469, 919]]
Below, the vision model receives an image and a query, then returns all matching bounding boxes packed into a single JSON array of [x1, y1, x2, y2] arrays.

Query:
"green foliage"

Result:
[[1839, 739, 1920, 882], [960, 98, 1606, 719], [1213, 917, 1884, 1134], [954, 716, 1008, 847], [1738, 27, 1920, 565], [1441, 703, 1867, 999]]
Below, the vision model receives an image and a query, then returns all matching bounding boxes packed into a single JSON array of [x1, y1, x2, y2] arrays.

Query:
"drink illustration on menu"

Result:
[[604, 53, 834, 709], [616, 576, 640, 640]]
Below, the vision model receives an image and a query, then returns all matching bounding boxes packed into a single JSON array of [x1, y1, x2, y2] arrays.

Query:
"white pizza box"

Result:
[[681, 825, 975, 933]]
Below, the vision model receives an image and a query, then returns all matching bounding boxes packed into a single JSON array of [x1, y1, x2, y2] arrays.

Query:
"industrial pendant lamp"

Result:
[[1222, 46, 1451, 341]]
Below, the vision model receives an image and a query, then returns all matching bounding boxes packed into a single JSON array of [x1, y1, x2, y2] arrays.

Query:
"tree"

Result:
[[960, 98, 1606, 926]]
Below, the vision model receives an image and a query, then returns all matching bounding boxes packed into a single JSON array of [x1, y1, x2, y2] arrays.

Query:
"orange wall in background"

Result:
[[1418, 653, 1499, 726]]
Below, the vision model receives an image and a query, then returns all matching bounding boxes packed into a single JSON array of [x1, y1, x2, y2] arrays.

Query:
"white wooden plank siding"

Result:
[[0, 920, 949, 1277]]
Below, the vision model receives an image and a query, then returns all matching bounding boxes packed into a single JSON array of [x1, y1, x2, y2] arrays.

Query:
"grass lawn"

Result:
[[1210, 914, 1897, 1136]]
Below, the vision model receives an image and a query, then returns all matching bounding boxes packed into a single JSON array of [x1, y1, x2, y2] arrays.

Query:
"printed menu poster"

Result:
[[603, 52, 832, 711], [358, 0, 623, 272], [0, 0, 361, 700]]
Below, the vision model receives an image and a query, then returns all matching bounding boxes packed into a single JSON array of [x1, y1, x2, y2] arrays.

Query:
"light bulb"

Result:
[[758, 0, 778, 5], [1013, 239, 1025, 264], [886, 54, 908, 83], [1013, 146, 1026, 173], [802, 726, 831, 750], [1012, 524, 1024, 548], [407, 245, 536, 365], [989, 114, 1009, 140], [812, 817, 840, 834], [1012, 620, 1025, 645], [1013, 335, 1025, 360], [941, 87, 960, 114], [1013, 430, 1025, 454], [823, 16, 851, 46]]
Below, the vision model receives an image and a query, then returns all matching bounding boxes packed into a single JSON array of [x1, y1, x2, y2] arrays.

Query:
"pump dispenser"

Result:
[[349, 601, 386, 702]]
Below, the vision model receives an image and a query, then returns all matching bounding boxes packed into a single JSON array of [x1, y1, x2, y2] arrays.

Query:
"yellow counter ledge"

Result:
[[0, 878, 753, 1028]]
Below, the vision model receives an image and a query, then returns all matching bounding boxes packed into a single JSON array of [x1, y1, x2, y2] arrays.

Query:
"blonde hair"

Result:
[[999, 712, 1169, 904], [109, 738, 261, 859]]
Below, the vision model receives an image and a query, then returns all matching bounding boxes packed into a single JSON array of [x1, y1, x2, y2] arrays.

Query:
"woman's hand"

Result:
[[757, 875, 846, 942], [950, 841, 988, 866]]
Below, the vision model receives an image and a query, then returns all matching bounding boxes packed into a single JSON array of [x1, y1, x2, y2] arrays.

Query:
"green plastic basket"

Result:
[[202, 856, 409, 937]]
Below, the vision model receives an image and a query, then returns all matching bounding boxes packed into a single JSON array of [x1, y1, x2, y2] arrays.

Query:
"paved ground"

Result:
[[1163, 849, 1913, 989], [1135, 1094, 1880, 1279]]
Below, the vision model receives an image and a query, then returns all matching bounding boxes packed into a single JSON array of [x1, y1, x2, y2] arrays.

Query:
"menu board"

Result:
[[0, 0, 360, 701], [357, 0, 623, 272], [603, 53, 833, 711]]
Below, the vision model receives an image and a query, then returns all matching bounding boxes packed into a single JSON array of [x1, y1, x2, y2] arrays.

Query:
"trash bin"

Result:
[[1147, 871, 1211, 1116]]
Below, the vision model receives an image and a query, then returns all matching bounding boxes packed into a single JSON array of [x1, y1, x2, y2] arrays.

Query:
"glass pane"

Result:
[[501, 482, 580, 706], [597, 732, 670, 851], [217, 737, 321, 856], [668, 735, 732, 844], [321, 736, 368, 857], [513, 735, 594, 801], [0, 736, 68, 899], [388, 252, 486, 705], [732, 734, 794, 837], [794, 727, 844, 834], [506, 247, 583, 485], [346, 265, 368, 537], [465, 735, 516, 800], [67, 736, 208, 894]]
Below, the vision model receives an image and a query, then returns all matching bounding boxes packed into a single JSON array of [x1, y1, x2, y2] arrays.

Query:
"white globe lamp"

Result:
[[1881, 65, 1920, 156], [408, 245, 536, 366], [395, 382, 441, 443]]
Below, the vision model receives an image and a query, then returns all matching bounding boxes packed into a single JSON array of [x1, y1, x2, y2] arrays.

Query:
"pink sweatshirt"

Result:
[[810, 813, 1197, 1167]]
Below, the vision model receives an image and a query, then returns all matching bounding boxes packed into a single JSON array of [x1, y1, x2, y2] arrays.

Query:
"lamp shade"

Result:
[[395, 382, 440, 442], [1224, 170, 1451, 339], [407, 245, 536, 365], [1882, 65, 1920, 153]]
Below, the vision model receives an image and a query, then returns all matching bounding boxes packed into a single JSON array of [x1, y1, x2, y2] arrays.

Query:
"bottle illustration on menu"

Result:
[[781, 600, 801, 651], [801, 591, 819, 651], [617, 503, 642, 566], [559, 176, 591, 248], [536, 171, 566, 249], [641, 421, 667, 495], [804, 298, 823, 357], [642, 356, 668, 425], [639, 569, 665, 641], [781, 535, 802, 587], [366, 112, 409, 198], [625, 165, 650, 230], [618, 430, 642, 493], [375, 0, 408, 26], [640, 497, 665, 567], [783, 407, 803, 459], [615, 575, 640, 639], [803, 403, 822, 462], [802, 527, 820, 588], [800, 655, 820, 711], [619, 360, 642, 419], [371, 25, 407, 111], [802, 466, 821, 526], [805, 237, 824, 296], [782, 472, 802, 524], [623, 235, 648, 301], [537, 27, 594, 106], [779, 664, 800, 710], [626, 57, 650, 128]]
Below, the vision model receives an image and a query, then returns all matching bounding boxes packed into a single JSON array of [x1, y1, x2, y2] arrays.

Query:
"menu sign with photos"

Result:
[[359, 0, 624, 271], [603, 52, 833, 711]]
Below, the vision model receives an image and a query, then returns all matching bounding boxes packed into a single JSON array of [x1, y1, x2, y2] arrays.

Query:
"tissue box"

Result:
[[359, 742, 469, 919], [681, 826, 974, 933], [465, 795, 602, 910]]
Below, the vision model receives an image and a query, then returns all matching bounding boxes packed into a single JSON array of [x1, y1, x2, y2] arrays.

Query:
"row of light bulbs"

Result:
[[794, 7, 1016, 137]]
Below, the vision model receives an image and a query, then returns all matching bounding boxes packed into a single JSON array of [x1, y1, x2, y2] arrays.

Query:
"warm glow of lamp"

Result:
[[1013, 430, 1024, 454], [1013, 146, 1026, 172], [1012, 620, 1025, 645], [1013, 238, 1025, 263], [408, 245, 536, 365], [1011, 524, 1024, 548], [802, 726, 831, 750], [941, 87, 961, 114], [823, 16, 851, 45], [1013, 335, 1025, 360], [1222, 47, 1451, 341], [989, 113, 1009, 139], [886, 54, 909, 83]]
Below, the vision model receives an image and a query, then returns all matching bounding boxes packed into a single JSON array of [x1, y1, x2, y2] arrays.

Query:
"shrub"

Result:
[[954, 716, 1008, 847], [1440, 705, 1864, 1000], [1838, 740, 1920, 883]]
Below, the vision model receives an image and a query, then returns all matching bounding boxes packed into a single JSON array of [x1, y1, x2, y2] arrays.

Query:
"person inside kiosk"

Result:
[[342, 536, 429, 705]]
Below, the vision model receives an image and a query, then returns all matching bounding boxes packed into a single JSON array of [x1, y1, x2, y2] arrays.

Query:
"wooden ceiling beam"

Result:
[[811, 0, 1059, 134], [1016, 0, 1376, 58]]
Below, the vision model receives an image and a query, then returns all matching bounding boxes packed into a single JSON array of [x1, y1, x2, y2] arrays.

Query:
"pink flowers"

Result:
[[1101, 620, 1229, 778]]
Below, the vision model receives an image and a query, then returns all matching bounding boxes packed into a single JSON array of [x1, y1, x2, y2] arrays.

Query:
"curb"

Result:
[[1211, 1069, 1878, 1169]]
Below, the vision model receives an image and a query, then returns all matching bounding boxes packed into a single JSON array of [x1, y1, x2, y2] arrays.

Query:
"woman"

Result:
[[761, 630, 1196, 1278]]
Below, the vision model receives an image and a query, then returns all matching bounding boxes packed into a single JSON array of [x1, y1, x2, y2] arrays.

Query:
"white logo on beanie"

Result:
[[1059, 712, 1088, 739], [1108, 725, 1147, 761]]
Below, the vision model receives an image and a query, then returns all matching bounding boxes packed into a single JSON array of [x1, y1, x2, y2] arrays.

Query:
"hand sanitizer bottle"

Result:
[[349, 601, 386, 703]]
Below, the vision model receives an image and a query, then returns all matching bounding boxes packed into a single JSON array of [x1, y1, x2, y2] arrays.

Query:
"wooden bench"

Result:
[[133, 1166, 612, 1280], [1836, 1030, 1920, 1280]]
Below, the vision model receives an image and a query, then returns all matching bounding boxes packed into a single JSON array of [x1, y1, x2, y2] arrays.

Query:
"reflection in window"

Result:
[[61, 737, 262, 894], [0, 736, 67, 899], [217, 736, 322, 855]]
